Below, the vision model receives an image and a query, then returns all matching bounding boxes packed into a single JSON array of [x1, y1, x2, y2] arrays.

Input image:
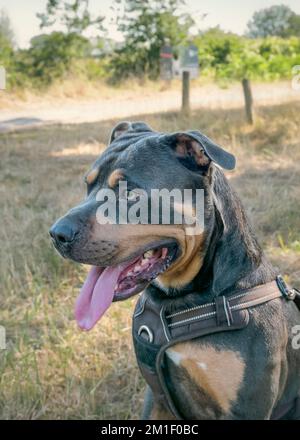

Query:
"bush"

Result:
[[10, 32, 92, 89], [3, 26, 300, 92], [194, 30, 300, 82], [0, 33, 14, 81]]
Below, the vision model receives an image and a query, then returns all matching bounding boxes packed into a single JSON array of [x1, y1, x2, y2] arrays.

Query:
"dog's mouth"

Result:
[[75, 243, 178, 330]]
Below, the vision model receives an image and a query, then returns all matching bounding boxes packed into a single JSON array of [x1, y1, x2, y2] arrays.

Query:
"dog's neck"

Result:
[[150, 168, 276, 304]]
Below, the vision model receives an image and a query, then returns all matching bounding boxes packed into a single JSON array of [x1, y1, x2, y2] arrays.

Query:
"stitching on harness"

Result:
[[230, 291, 252, 301], [168, 310, 216, 328], [165, 283, 279, 319], [230, 286, 277, 301], [230, 293, 279, 311], [166, 301, 215, 319], [160, 307, 170, 342], [168, 292, 279, 328], [133, 294, 146, 318], [223, 295, 231, 326]]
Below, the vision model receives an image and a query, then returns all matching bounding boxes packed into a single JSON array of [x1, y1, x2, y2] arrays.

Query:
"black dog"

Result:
[[50, 121, 300, 419]]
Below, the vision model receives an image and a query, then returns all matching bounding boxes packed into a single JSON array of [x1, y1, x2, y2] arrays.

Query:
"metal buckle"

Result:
[[138, 325, 154, 343], [293, 287, 300, 298], [276, 275, 296, 300]]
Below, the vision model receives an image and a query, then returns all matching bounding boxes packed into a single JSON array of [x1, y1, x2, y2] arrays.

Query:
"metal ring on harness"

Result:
[[277, 275, 299, 300], [138, 325, 154, 343]]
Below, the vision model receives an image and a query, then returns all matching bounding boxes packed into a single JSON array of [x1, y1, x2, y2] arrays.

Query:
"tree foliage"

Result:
[[195, 28, 300, 82], [283, 13, 300, 38], [24, 0, 104, 86], [0, 9, 15, 85], [0, 9, 15, 47], [194, 28, 242, 75], [3, 2, 300, 91], [247, 4, 300, 38], [37, 0, 104, 34], [109, 0, 194, 80], [11, 32, 91, 87]]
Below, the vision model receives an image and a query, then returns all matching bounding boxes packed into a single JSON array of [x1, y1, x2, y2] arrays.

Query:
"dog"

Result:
[[50, 121, 300, 420]]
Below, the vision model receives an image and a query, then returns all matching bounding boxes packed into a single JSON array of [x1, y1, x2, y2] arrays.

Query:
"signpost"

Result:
[[180, 44, 199, 78], [180, 44, 199, 114], [159, 42, 200, 116], [160, 44, 173, 81]]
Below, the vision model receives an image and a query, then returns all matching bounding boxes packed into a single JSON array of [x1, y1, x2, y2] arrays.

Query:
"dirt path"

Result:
[[0, 81, 299, 133]]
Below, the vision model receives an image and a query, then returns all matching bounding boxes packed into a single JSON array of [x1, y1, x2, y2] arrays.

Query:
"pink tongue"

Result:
[[75, 264, 126, 331]]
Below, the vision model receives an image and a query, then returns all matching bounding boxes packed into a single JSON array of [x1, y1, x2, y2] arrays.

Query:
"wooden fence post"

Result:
[[242, 78, 254, 124], [182, 71, 190, 115]]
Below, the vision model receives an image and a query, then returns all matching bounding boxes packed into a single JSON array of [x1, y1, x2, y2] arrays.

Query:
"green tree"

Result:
[[0, 9, 15, 85], [37, 0, 104, 34], [0, 9, 15, 46], [33, 1, 103, 86], [110, 0, 194, 80], [16, 32, 91, 86], [194, 28, 242, 76], [195, 28, 300, 124], [258, 36, 300, 79], [216, 38, 267, 124], [283, 13, 300, 37], [247, 4, 294, 38]]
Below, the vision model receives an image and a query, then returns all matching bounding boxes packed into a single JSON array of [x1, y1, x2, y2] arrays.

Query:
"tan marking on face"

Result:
[[159, 201, 205, 288], [108, 169, 124, 188], [158, 233, 204, 288], [90, 192, 205, 286], [90, 221, 205, 286], [85, 167, 99, 185], [167, 343, 245, 414]]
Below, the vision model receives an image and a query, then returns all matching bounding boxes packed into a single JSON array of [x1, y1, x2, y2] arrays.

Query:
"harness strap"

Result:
[[271, 395, 300, 420], [132, 276, 299, 419]]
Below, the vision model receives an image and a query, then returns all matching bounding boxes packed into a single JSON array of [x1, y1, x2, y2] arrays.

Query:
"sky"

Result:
[[1, 0, 300, 48]]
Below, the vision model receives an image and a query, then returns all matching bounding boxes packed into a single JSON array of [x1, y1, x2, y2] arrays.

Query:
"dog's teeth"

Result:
[[161, 248, 168, 259], [143, 250, 154, 258]]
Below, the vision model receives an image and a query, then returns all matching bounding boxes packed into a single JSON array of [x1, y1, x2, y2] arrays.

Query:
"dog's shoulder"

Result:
[[162, 297, 291, 419]]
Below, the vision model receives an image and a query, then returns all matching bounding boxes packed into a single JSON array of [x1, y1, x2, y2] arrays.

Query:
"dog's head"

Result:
[[50, 121, 235, 330]]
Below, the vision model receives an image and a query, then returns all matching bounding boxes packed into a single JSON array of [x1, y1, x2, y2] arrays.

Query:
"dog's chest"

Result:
[[165, 341, 245, 419]]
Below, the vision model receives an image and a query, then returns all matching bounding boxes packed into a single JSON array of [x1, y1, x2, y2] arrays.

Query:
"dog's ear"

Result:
[[109, 121, 154, 144], [170, 131, 236, 172], [209, 167, 262, 293], [109, 121, 132, 144]]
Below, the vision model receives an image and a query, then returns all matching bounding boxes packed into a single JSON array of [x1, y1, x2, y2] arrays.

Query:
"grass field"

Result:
[[0, 96, 300, 419]]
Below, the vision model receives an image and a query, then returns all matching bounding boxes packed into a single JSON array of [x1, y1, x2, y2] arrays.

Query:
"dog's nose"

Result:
[[49, 219, 79, 244]]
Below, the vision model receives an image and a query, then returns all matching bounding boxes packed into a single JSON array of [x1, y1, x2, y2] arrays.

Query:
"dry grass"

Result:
[[0, 97, 299, 419], [1, 79, 297, 115], [0, 77, 182, 110]]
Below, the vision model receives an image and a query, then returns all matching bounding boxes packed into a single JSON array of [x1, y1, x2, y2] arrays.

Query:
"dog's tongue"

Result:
[[75, 264, 126, 331]]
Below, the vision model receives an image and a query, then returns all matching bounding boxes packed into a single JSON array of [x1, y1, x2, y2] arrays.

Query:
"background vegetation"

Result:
[[1, 1, 300, 89]]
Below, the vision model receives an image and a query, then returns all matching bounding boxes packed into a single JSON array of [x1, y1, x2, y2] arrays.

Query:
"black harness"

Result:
[[132, 276, 300, 419]]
